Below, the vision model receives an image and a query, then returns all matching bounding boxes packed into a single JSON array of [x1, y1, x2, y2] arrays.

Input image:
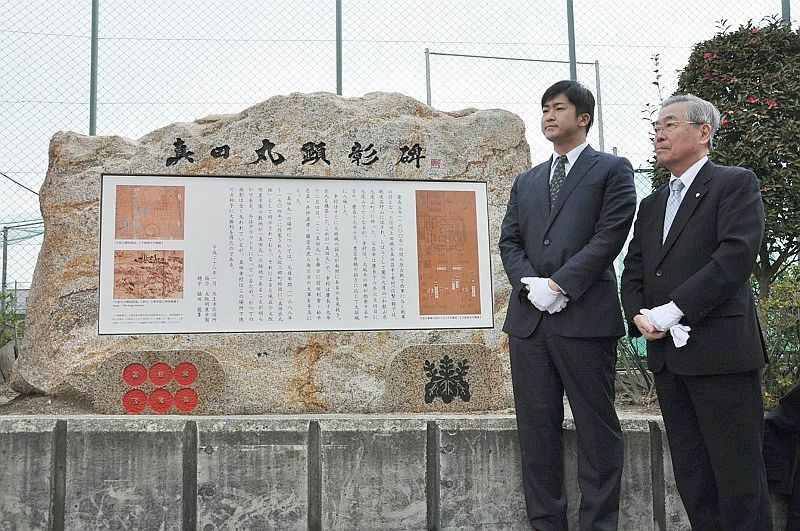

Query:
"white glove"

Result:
[[521, 277, 567, 314], [546, 293, 569, 314], [669, 324, 691, 348], [641, 301, 683, 331]]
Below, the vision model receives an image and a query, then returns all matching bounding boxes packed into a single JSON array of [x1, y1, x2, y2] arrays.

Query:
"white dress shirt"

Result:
[[549, 141, 589, 181], [668, 155, 708, 204]]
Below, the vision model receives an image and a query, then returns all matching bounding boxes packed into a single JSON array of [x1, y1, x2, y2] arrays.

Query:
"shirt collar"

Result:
[[551, 141, 589, 170], [669, 155, 708, 192]]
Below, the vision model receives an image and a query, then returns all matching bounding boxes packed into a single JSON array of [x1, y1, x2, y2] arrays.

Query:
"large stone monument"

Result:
[[13, 92, 530, 414]]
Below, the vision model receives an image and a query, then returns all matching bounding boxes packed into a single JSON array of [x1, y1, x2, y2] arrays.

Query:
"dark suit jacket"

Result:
[[621, 160, 767, 375], [499, 145, 636, 339]]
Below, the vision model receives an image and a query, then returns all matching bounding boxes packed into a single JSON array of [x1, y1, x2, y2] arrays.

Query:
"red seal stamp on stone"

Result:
[[149, 362, 173, 387], [149, 389, 173, 414], [174, 388, 199, 412], [123, 389, 148, 414], [122, 363, 148, 387], [173, 362, 199, 386]]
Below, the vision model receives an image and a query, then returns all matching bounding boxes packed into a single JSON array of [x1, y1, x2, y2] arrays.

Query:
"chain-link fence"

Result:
[[1, 0, 795, 314]]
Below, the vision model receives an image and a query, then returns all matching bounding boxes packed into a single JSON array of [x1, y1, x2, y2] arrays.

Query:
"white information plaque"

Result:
[[98, 174, 493, 334]]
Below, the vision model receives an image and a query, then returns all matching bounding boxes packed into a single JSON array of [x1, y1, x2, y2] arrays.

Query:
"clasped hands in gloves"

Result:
[[638, 301, 691, 348], [521, 277, 568, 314]]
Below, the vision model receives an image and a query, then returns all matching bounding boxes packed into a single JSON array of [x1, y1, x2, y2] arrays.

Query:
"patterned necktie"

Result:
[[662, 179, 685, 243], [550, 154, 568, 206]]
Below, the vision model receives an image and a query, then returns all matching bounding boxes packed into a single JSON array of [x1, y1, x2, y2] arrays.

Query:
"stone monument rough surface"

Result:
[[14, 91, 530, 414]]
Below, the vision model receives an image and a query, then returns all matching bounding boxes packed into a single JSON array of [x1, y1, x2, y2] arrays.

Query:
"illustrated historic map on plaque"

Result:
[[115, 185, 185, 240], [415, 190, 481, 315]]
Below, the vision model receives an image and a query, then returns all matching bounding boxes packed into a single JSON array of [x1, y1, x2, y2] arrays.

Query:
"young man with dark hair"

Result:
[[500, 80, 636, 529], [541, 79, 595, 133]]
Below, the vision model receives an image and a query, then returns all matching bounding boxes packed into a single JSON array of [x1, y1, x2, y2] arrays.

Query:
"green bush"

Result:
[[654, 18, 800, 300], [758, 265, 800, 408], [0, 292, 23, 381], [0, 292, 20, 347]]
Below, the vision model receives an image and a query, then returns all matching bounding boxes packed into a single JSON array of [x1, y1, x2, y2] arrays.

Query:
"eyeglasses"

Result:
[[652, 120, 703, 133]]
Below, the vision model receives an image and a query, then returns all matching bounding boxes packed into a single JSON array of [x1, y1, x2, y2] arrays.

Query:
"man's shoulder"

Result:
[[585, 146, 632, 168], [639, 181, 668, 206], [519, 160, 549, 178], [708, 161, 755, 177], [705, 162, 759, 187]]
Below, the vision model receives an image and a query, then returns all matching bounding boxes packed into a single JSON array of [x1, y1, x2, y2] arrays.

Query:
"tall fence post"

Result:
[[566, 0, 577, 80], [89, 0, 100, 135], [1, 227, 8, 314], [425, 48, 431, 106], [594, 60, 604, 152], [782, 0, 791, 24], [336, 0, 343, 95]]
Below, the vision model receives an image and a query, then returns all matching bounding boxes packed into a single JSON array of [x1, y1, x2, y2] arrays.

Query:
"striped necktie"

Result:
[[662, 179, 685, 243]]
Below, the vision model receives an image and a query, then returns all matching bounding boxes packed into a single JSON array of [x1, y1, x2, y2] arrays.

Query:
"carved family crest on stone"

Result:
[[424, 355, 471, 404], [84, 349, 226, 415], [14, 91, 529, 413], [385, 343, 508, 412]]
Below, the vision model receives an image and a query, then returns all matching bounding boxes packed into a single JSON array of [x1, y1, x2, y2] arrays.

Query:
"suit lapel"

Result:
[[531, 159, 551, 221], [651, 184, 670, 244], [657, 160, 713, 263], [545, 146, 599, 231]]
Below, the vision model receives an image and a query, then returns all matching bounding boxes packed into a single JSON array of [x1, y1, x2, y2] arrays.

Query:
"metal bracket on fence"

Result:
[[424, 51, 605, 152], [1, 220, 44, 301]]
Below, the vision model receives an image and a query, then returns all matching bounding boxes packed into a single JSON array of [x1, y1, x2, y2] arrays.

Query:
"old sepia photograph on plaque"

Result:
[[113, 250, 185, 300]]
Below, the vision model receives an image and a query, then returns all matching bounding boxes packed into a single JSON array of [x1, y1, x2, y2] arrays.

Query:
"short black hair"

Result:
[[541, 80, 595, 133]]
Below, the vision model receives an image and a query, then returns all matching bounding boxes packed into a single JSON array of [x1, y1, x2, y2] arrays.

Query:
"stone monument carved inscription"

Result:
[[14, 92, 530, 413]]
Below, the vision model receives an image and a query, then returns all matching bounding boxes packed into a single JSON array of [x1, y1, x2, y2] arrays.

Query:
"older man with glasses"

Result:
[[621, 93, 772, 529]]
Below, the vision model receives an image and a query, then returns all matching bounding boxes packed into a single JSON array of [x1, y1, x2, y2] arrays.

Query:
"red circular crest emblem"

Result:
[[149, 389, 174, 414], [173, 362, 199, 386], [122, 389, 148, 414], [174, 388, 199, 412], [122, 363, 148, 387], [149, 363, 173, 387]]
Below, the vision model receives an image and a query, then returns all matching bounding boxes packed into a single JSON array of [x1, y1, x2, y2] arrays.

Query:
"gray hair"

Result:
[[661, 94, 721, 150]]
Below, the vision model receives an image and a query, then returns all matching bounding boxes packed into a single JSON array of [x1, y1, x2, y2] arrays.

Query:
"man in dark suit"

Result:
[[621, 93, 772, 529], [499, 80, 636, 530]]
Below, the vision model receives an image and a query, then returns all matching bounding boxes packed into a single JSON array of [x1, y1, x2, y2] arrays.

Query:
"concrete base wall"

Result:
[[0, 415, 787, 530]]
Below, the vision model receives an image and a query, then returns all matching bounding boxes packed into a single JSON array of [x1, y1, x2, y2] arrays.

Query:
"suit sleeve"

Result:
[[670, 169, 764, 324], [620, 197, 649, 338], [499, 173, 538, 293], [550, 156, 637, 300]]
